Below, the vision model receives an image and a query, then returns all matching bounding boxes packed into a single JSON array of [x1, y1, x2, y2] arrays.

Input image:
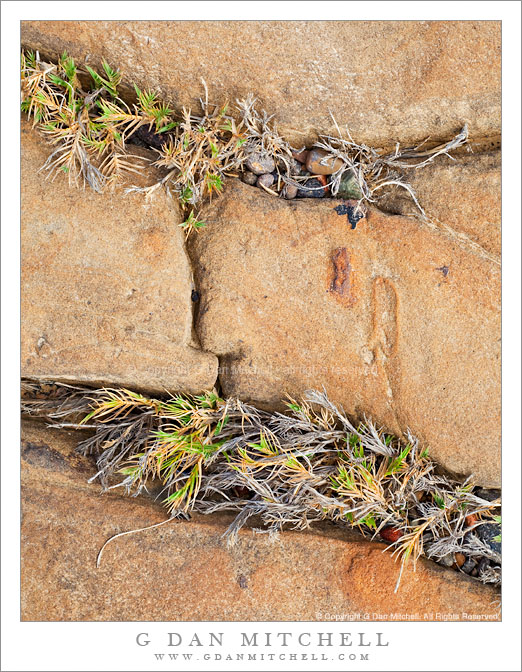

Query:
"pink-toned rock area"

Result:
[[20, 20, 501, 622]]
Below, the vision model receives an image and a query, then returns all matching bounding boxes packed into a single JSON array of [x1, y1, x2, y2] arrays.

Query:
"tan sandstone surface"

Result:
[[190, 180, 500, 486], [20, 19, 501, 623], [21, 121, 217, 393], [21, 420, 500, 621], [379, 151, 501, 261], [21, 20, 500, 150]]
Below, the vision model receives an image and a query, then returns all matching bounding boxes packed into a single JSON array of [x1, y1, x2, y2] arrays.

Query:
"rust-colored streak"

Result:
[[327, 247, 357, 306], [330, 247, 351, 296]]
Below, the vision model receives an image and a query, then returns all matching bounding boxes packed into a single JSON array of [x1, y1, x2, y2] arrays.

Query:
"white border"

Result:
[[2, 2, 521, 671], [2, 0, 521, 22]]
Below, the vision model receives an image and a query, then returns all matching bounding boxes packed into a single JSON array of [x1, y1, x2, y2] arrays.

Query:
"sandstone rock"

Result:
[[190, 180, 500, 486], [21, 21, 500, 150], [378, 151, 501, 260], [21, 121, 218, 393], [21, 420, 499, 621]]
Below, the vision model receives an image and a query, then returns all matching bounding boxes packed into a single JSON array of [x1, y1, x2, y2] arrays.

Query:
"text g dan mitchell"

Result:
[[135, 632, 390, 648]]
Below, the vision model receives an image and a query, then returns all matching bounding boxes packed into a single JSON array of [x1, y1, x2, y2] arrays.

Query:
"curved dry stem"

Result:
[[96, 518, 175, 568]]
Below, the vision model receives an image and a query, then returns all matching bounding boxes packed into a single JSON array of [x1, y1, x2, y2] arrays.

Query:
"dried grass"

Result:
[[127, 81, 248, 233], [21, 50, 150, 192], [302, 116, 469, 216], [22, 380, 500, 588], [22, 49, 469, 233]]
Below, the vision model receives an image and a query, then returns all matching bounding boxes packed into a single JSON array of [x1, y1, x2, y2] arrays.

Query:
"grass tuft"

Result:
[[22, 50, 469, 234], [21, 50, 150, 191], [22, 380, 500, 589]]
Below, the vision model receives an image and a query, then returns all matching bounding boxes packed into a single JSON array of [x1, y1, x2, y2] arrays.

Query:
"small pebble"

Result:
[[241, 170, 258, 186], [439, 553, 454, 568], [454, 552, 466, 568], [245, 152, 275, 175], [316, 174, 329, 189], [465, 513, 478, 527], [282, 184, 298, 199], [474, 488, 501, 502], [292, 148, 309, 164], [257, 173, 275, 189], [306, 148, 344, 175], [285, 157, 303, 176], [379, 526, 403, 543], [338, 170, 363, 200], [461, 557, 476, 574], [297, 178, 327, 198]]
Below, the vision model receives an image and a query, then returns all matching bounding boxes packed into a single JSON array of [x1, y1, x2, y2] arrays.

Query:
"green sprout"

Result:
[[181, 211, 206, 235]]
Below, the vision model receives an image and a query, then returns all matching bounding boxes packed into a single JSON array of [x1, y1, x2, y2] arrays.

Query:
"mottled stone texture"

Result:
[[20, 20, 501, 620], [21, 21, 500, 149], [379, 151, 501, 260], [190, 180, 500, 486], [21, 121, 218, 393], [21, 421, 499, 621]]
